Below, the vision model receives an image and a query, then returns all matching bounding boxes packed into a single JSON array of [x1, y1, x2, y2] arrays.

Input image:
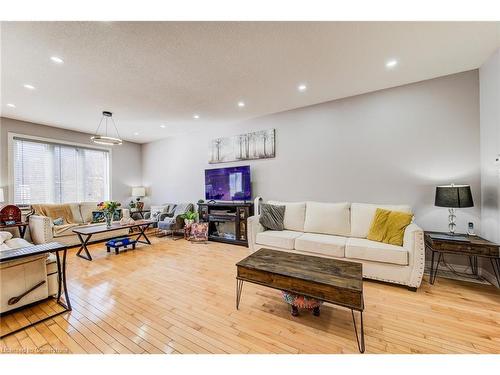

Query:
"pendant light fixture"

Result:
[[91, 111, 123, 145]]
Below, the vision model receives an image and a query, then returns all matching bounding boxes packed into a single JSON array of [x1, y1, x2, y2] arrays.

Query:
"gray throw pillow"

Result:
[[259, 203, 285, 231]]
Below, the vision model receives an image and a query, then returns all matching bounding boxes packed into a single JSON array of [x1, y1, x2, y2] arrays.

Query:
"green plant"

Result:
[[98, 201, 121, 213], [181, 211, 198, 221]]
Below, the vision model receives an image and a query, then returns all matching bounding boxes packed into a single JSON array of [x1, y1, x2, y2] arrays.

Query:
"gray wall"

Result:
[[142, 70, 481, 234], [0, 117, 142, 206], [479, 49, 500, 283]]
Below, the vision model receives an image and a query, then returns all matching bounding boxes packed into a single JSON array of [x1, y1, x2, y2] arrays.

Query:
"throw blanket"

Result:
[[32, 204, 75, 224], [52, 223, 79, 236]]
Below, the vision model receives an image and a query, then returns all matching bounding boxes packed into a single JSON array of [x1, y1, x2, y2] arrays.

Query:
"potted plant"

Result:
[[97, 201, 121, 228], [181, 210, 198, 226]]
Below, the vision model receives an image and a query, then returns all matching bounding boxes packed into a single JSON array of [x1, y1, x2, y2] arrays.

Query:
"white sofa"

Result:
[[248, 201, 425, 290], [0, 231, 58, 314], [29, 202, 130, 246]]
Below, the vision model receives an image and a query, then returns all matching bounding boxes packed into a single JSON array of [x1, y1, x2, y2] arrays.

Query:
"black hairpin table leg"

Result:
[[236, 279, 244, 310], [490, 258, 500, 287], [430, 252, 442, 284], [351, 309, 365, 353]]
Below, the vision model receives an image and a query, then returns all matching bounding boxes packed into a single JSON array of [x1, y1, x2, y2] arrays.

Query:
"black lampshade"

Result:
[[435, 185, 474, 208]]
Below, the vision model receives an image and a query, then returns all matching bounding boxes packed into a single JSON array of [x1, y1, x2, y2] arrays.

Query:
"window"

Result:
[[12, 136, 110, 204]]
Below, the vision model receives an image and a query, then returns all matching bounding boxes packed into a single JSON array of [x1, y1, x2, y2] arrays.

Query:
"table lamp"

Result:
[[435, 184, 473, 234], [132, 186, 146, 211]]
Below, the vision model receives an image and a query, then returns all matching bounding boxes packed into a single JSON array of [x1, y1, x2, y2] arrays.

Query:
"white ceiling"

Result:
[[1, 21, 499, 144]]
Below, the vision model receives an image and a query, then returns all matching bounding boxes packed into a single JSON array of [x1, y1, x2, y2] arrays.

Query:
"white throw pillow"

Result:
[[350, 203, 412, 238], [0, 231, 13, 244], [303, 201, 351, 236], [150, 205, 168, 221], [267, 201, 306, 232], [4, 238, 31, 250]]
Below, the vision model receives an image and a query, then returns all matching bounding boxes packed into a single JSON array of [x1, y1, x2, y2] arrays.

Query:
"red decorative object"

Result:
[[0, 205, 22, 224]]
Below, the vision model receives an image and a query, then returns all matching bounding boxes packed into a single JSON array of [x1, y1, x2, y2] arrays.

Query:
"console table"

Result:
[[198, 202, 253, 246], [0, 242, 71, 339], [424, 231, 500, 287]]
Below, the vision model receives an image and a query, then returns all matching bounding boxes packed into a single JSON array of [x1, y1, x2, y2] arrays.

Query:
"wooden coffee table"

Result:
[[73, 219, 154, 261], [236, 248, 365, 352]]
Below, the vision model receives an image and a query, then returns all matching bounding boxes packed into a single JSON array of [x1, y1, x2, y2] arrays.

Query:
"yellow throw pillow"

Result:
[[367, 208, 391, 242], [383, 211, 413, 246]]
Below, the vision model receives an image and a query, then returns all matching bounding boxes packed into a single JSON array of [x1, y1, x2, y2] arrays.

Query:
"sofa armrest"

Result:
[[403, 223, 425, 288], [28, 215, 54, 245], [247, 215, 265, 252]]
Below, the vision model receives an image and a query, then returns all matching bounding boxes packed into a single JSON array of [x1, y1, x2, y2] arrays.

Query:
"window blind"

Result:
[[12, 137, 110, 204]]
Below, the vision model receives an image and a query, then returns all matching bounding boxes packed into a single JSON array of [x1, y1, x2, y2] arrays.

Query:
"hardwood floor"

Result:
[[1, 236, 499, 354]]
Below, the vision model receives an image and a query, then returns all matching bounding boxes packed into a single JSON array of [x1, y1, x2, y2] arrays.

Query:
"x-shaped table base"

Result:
[[75, 223, 152, 261]]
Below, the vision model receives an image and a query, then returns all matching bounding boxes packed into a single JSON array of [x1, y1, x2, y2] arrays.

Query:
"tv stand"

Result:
[[198, 202, 254, 247]]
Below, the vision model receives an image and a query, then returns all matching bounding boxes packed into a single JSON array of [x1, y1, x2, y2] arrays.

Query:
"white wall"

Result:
[[143, 70, 481, 233], [0, 117, 142, 206], [479, 49, 500, 283]]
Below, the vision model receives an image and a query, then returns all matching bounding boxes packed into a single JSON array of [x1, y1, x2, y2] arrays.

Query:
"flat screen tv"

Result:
[[205, 166, 251, 201]]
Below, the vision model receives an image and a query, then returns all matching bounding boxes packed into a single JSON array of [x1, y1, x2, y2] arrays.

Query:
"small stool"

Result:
[[281, 291, 323, 317], [106, 237, 136, 254], [189, 222, 209, 243]]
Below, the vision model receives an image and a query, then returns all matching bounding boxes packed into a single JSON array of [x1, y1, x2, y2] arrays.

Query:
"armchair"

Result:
[[157, 203, 194, 238]]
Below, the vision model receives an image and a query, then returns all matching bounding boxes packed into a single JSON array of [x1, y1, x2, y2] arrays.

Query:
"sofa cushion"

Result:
[[79, 202, 99, 223], [350, 203, 412, 238], [67, 203, 84, 223], [0, 231, 13, 244], [345, 237, 409, 266], [294, 233, 346, 258], [268, 201, 306, 232], [3, 238, 32, 250], [256, 230, 303, 250], [303, 201, 350, 236], [53, 224, 80, 238]]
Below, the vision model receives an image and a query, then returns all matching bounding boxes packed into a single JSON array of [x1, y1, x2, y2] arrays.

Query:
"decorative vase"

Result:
[[105, 211, 113, 228], [185, 219, 194, 226]]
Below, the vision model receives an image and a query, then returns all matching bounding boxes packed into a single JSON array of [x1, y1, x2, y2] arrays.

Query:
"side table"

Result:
[[424, 231, 500, 287]]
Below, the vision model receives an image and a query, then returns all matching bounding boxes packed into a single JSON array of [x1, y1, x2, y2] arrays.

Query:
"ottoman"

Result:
[[281, 291, 323, 317]]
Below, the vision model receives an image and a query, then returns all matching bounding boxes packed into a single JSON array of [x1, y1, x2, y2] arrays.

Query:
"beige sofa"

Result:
[[248, 201, 425, 290], [29, 202, 129, 246], [0, 231, 58, 313]]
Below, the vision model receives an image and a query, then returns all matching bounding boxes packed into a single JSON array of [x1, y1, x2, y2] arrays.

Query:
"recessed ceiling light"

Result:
[[160, 124, 166, 128], [6, 103, 16, 108], [134, 132, 139, 136], [298, 84, 307, 92], [193, 114, 200, 119], [23, 84, 35, 90], [237, 101, 245, 108], [385, 59, 398, 69], [50, 56, 64, 64]]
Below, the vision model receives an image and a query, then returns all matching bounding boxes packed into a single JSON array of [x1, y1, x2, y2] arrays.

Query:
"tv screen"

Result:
[[205, 166, 251, 201]]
